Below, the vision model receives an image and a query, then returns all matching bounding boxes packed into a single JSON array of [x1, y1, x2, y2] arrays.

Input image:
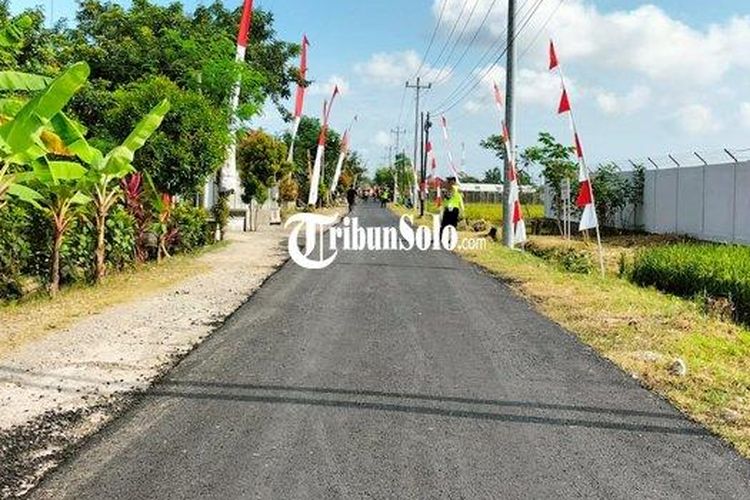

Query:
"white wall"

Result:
[[544, 161, 750, 244]]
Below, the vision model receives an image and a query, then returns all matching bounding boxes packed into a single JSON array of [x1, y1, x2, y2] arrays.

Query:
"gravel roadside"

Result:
[[0, 223, 297, 498]]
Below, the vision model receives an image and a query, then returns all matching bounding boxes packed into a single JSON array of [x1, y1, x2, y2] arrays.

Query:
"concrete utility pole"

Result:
[[391, 127, 407, 200], [502, 0, 517, 247], [406, 78, 432, 208], [421, 113, 432, 218]]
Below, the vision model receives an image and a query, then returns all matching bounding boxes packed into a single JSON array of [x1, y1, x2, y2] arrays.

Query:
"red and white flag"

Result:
[[288, 34, 310, 163], [220, 0, 254, 195], [330, 115, 357, 195], [549, 39, 604, 273], [493, 82, 526, 245], [309, 86, 340, 206], [439, 115, 462, 182]]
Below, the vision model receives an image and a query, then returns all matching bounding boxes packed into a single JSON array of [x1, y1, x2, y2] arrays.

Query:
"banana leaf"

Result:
[[0, 62, 89, 159]]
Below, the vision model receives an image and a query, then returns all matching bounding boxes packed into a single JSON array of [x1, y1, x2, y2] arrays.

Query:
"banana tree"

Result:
[[0, 63, 88, 209], [51, 100, 170, 281], [13, 160, 90, 295]]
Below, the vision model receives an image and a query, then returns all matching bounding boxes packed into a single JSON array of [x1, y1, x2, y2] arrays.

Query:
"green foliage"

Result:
[[172, 202, 212, 253], [525, 241, 593, 274], [589, 162, 630, 226], [482, 166, 503, 184], [102, 77, 226, 196], [523, 132, 577, 235], [631, 243, 750, 324], [211, 191, 230, 240], [283, 115, 342, 201], [237, 129, 287, 204], [104, 205, 136, 269], [0, 202, 32, 297]]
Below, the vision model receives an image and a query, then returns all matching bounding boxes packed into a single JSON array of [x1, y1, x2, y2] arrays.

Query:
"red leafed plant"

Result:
[[121, 173, 151, 262]]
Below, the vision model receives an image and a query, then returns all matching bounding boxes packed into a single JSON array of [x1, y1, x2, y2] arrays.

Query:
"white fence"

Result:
[[545, 160, 750, 245]]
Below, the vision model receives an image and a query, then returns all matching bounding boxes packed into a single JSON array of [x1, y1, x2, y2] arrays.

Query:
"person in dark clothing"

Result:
[[440, 176, 464, 237], [346, 187, 357, 213]]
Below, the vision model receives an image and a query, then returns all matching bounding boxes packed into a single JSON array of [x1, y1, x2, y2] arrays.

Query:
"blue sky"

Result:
[[11, 0, 750, 177]]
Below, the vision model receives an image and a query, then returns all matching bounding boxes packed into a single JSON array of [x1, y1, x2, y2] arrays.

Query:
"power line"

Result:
[[519, 0, 565, 60], [412, 0, 450, 79], [427, 0, 532, 113], [436, 0, 546, 115], [430, 0, 482, 82], [423, 0, 471, 75], [433, 0, 501, 86]]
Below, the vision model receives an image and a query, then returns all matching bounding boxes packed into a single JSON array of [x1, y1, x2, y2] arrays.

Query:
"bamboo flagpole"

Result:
[[330, 115, 358, 195], [219, 0, 254, 197], [549, 40, 605, 275], [438, 115, 463, 183], [287, 34, 310, 163], [308, 85, 340, 206]]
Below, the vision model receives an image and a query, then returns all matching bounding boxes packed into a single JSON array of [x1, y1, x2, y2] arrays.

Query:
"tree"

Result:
[[589, 163, 630, 228], [482, 167, 503, 184], [480, 134, 506, 162], [60, 0, 291, 115], [102, 76, 228, 196], [236, 129, 288, 204], [52, 100, 170, 281], [282, 115, 341, 204], [522, 132, 577, 235]]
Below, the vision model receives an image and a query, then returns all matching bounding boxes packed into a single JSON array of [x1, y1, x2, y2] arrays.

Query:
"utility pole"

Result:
[[391, 127, 407, 201], [406, 77, 432, 208], [502, 0, 517, 248], [422, 113, 432, 218]]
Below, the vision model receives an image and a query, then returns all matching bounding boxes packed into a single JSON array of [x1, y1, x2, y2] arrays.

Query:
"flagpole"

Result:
[[550, 40, 605, 276], [288, 34, 310, 163]]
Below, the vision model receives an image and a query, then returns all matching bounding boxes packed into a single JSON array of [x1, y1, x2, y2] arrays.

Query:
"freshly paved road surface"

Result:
[[33, 204, 750, 499]]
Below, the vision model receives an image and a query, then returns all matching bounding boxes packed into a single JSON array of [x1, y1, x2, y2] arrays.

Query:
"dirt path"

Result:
[[0, 225, 292, 497]]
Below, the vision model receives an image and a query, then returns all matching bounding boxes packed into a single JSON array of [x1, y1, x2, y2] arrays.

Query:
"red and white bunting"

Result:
[[493, 82, 526, 246], [288, 34, 310, 163], [220, 0, 254, 195], [309, 85, 341, 205], [330, 115, 358, 195], [439, 115, 463, 182], [427, 142, 442, 206], [549, 39, 604, 274]]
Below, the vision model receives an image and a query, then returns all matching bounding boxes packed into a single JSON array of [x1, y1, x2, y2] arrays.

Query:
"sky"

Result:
[[10, 0, 750, 178]]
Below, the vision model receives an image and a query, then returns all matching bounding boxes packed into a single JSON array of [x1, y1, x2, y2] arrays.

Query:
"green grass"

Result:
[[631, 243, 750, 324], [417, 201, 544, 226], [459, 238, 750, 459], [391, 204, 750, 458]]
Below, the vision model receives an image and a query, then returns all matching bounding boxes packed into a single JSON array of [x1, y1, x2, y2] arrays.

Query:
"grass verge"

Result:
[[0, 243, 225, 358], [391, 204, 750, 458]]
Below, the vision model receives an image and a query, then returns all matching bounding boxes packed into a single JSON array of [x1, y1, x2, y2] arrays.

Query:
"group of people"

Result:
[[344, 176, 464, 236]]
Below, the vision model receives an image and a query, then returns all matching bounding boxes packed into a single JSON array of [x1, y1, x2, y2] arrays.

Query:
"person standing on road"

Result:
[[380, 188, 390, 208], [346, 186, 357, 213], [440, 176, 464, 235]]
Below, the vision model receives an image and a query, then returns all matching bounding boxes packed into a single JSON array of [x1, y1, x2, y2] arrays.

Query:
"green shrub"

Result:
[[0, 203, 33, 299], [631, 243, 750, 324], [172, 202, 212, 253], [105, 205, 137, 270], [60, 217, 96, 284], [525, 241, 593, 274]]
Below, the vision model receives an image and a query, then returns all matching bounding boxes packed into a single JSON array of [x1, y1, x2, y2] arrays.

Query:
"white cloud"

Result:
[[675, 104, 722, 135], [476, 65, 572, 108], [435, 0, 750, 86], [372, 130, 392, 147], [595, 86, 651, 116], [740, 103, 750, 129], [463, 100, 484, 114], [308, 75, 350, 96], [354, 50, 452, 86]]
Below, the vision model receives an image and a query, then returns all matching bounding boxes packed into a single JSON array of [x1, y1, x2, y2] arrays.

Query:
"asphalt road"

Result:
[[32, 203, 750, 499]]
